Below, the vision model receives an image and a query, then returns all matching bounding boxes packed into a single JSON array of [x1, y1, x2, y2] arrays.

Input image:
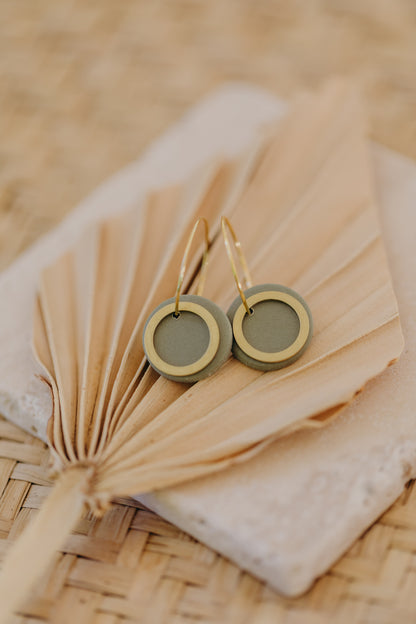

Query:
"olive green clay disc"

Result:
[[227, 284, 313, 371], [143, 294, 232, 382]]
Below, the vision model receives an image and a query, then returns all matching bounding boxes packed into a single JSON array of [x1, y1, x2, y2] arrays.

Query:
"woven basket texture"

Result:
[[0, 1, 416, 622]]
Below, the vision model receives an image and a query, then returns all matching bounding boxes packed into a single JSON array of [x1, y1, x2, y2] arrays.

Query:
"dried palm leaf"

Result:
[[0, 82, 403, 622]]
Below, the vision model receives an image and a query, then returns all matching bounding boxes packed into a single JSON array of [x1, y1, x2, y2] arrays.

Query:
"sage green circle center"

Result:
[[153, 311, 210, 366], [242, 300, 300, 353]]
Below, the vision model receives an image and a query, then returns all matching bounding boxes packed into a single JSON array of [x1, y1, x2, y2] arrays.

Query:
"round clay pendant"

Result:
[[227, 284, 313, 371], [143, 294, 232, 382]]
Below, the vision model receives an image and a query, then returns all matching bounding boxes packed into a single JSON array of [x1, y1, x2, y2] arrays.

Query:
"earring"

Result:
[[221, 217, 313, 371], [143, 218, 232, 382]]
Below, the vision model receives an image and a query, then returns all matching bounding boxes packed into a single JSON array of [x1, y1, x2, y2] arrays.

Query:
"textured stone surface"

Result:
[[141, 143, 416, 595], [0, 86, 414, 596]]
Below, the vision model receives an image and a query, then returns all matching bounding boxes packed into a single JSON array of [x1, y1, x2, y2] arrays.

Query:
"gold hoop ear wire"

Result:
[[221, 216, 253, 316], [174, 217, 210, 316]]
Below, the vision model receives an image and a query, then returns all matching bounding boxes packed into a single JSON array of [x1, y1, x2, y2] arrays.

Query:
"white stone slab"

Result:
[[0, 85, 415, 596]]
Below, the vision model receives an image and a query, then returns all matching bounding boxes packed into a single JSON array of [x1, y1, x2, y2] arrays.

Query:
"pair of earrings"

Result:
[[143, 217, 313, 383]]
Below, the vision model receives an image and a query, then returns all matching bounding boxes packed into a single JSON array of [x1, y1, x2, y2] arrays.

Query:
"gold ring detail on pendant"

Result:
[[143, 301, 220, 376], [232, 290, 310, 363]]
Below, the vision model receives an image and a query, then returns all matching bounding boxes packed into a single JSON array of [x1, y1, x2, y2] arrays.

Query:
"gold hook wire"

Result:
[[221, 216, 253, 316], [174, 217, 210, 316]]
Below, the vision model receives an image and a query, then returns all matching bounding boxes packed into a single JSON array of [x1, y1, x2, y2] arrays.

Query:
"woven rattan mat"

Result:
[[1, 2, 416, 622]]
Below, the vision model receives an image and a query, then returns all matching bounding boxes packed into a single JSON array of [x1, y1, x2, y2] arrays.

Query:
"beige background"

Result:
[[0, 2, 415, 622], [1, 0, 416, 270]]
